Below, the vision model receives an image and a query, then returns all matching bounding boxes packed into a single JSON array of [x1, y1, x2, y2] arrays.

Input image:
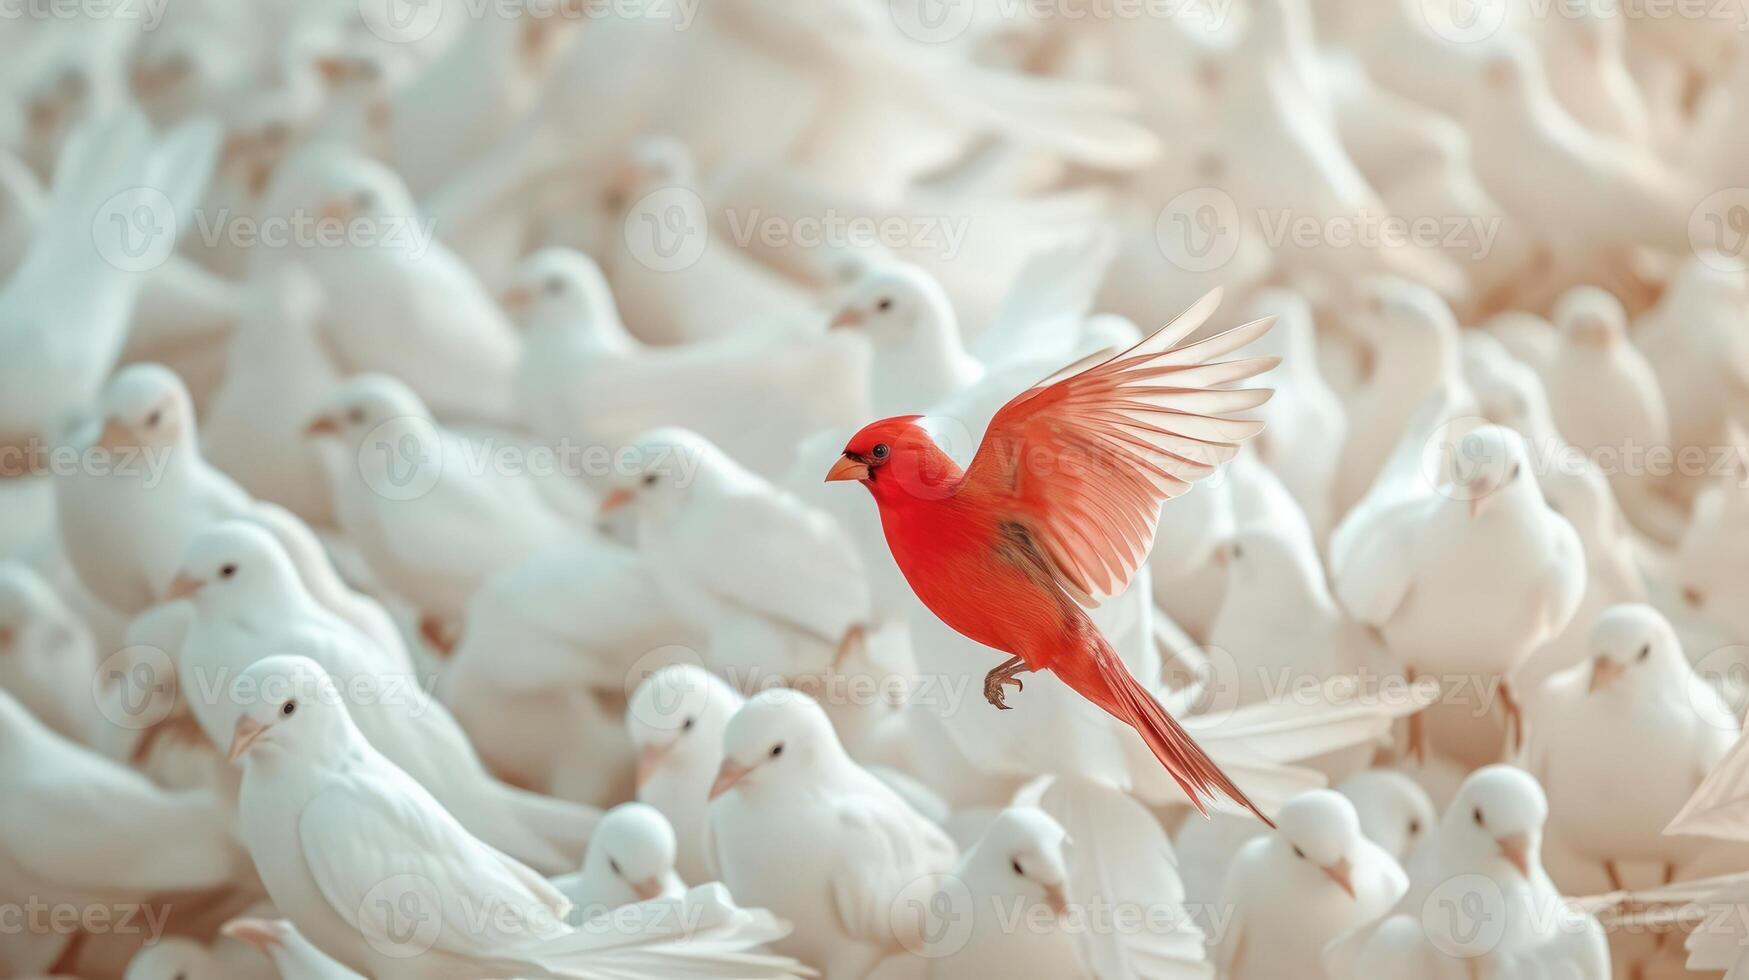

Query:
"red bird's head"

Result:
[[824, 415, 964, 501]]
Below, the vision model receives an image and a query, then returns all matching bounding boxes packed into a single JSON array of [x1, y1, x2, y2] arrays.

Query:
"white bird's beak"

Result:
[[829, 308, 863, 329], [220, 918, 281, 953], [228, 715, 268, 763], [1588, 657, 1622, 694], [1496, 833, 1530, 878], [599, 488, 636, 514], [95, 418, 132, 451], [501, 285, 534, 315], [636, 743, 671, 789], [1322, 858, 1356, 899], [305, 414, 340, 437], [164, 574, 205, 601], [632, 877, 665, 901], [709, 760, 751, 800], [1042, 881, 1068, 917]]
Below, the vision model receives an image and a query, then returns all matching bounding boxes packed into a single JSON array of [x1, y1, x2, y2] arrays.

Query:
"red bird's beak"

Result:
[[825, 454, 870, 482]]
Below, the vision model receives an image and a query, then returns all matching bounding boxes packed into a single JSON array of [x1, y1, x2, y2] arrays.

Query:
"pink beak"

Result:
[[228, 715, 267, 764], [636, 744, 671, 789], [501, 286, 533, 314], [1322, 857, 1356, 899], [1588, 657, 1622, 694], [305, 415, 340, 437], [220, 918, 281, 953], [95, 418, 131, 451], [164, 574, 204, 601], [1496, 833, 1531, 878], [632, 877, 665, 901], [829, 308, 863, 329], [599, 487, 636, 514], [709, 761, 751, 800], [1042, 882, 1068, 916]]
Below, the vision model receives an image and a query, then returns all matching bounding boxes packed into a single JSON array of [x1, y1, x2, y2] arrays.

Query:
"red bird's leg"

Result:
[[983, 656, 1031, 710]]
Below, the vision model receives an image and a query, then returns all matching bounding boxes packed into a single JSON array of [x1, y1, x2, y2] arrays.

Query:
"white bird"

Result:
[[165, 520, 597, 875], [604, 427, 872, 676], [0, 149, 40, 281], [0, 688, 248, 978], [257, 142, 521, 425], [0, 111, 220, 465], [1538, 10, 1652, 146], [0, 560, 99, 746], [124, 934, 276, 980], [1671, 477, 1749, 645], [1240, 289, 1346, 535], [304, 373, 597, 647], [918, 806, 1084, 978], [626, 662, 745, 885], [1326, 765, 1611, 979], [227, 653, 808, 980], [54, 363, 256, 616], [506, 246, 867, 478], [1216, 789, 1408, 980], [551, 802, 686, 920], [222, 917, 364, 980], [1520, 603, 1736, 891], [705, 689, 958, 979], [1338, 769, 1437, 866], [1332, 422, 1586, 763]]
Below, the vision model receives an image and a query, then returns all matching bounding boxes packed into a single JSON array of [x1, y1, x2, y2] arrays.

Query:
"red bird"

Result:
[[826, 289, 1277, 823]]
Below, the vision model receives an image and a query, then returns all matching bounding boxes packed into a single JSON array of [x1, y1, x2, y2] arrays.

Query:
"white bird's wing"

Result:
[[969, 234, 1114, 372], [530, 883, 809, 979], [298, 766, 571, 961], [1038, 776, 1213, 979], [828, 791, 958, 946], [1666, 729, 1749, 842]]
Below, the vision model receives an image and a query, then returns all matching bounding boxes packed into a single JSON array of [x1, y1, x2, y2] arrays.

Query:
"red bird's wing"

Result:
[[962, 288, 1278, 606]]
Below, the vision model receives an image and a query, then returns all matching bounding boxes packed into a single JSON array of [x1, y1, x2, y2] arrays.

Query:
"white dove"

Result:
[[257, 142, 521, 425], [1216, 789, 1408, 980], [1332, 423, 1586, 763], [0, 149, 39, 281], [166, 520, 598, 875], [1326, 765, 1611, 980], [626, 662, 745, 885], [706, 688, 958, 979], [226, 654, 809, 980], [1520, 603, 1736, 891], [53, 363, 256, 616], [917, 806, 1084, 979], [1338, 769, 1438, 866], [551, 802, 686, 920], [0, 561, 99, 746], [604, 427, 872, 676], [222, 918, 364, 980], [506, 246, 867, 478], [305, 373, 597, 648], [1241, 288, 1346, 535], [0, 688, 248, 978], [0, 110, 220, 463]]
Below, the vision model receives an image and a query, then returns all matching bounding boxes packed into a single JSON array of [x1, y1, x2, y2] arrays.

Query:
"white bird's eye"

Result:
[[681, 717, 695, 731], [282, 700, 297, 717], [641, 473, 658, 487], [146, 409, 162, 427], [353, 190, 375, 211], [1509, 463, 1521, 481], [1292, 846, 1306, 860], [1473, 807, 1485, 827], [769, 743, 783, 758], [346, 407, 366, 425], [1636, 644, 1650, 662], [1011, 858, 1023, 876], [875, 297, 893, 312], [544, 276, 564, 294], [1408, 819, 1421, 836], [610, 857, 622, 876], [220, 563, 238, 579]]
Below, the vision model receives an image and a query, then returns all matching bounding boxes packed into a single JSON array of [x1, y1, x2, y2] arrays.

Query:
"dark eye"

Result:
[[282, 700, 297, 717], [1637, 644, 1650, 662], [346, 407, 365, 424], [146, 409, 162, 427], [876, 297, 893, 312], [1408, 819, 1421, 836], [681, 717, 695, 731], [220, 563, 237, 579], [769, 743, 784, 758], [1473, 807, 1485, 827], [1231, 544, 1244, 560], [641, 473, 658, 487], [262, 122, 287, 146], [1292, 846, 1306, 859], [353, 190, 375, 211], [871, 443, 889, 460], [609, 857, 621, 875], [1509, 463, 1521, 481], [544, 276, 564, 294], [1011, 859, 1023, 875]]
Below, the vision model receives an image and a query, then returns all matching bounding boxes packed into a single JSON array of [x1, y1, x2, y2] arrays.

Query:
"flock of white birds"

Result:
[[4, 0, 1749, 978]]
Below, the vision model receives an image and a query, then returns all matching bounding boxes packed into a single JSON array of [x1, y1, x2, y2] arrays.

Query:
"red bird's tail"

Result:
[[1055, 638, 1275, 828]]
